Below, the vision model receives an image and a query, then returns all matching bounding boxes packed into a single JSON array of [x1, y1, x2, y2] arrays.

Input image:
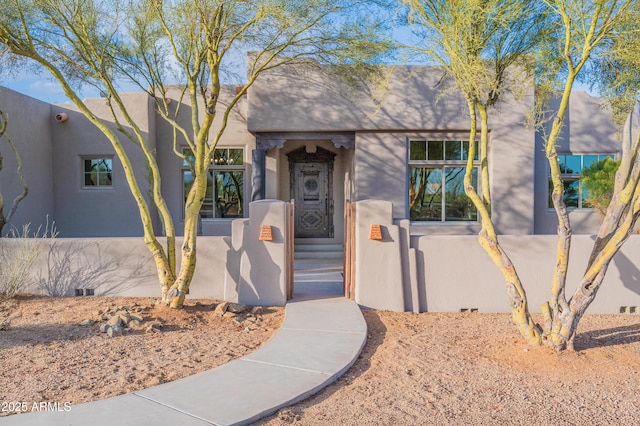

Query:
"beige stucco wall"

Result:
[[15, 236, 229, 299], [0, 87, 54, 234], [413, 234, 640, 314], [49, 93, 156, 237], [251, 65, 538, 235], [249, 65, 471, 132]]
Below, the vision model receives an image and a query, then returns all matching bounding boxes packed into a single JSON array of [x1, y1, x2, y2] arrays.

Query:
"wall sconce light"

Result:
[[259, 225, 273, 241], [55, 113, 68, 123], [369, 224, 383, 240]]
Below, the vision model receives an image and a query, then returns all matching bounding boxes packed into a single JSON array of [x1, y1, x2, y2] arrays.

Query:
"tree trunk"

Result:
[[478, 230, 542, 345]]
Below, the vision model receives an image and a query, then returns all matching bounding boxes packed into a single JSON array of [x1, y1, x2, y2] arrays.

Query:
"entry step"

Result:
[[294, 244, 344, 259], [295, 244, 343, 252]]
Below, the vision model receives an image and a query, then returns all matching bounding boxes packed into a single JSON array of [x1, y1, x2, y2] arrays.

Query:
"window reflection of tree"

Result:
[[410, 167, 442, 220], [214, 171, 243, 218]]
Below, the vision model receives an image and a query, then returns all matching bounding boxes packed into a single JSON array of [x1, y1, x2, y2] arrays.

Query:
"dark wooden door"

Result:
[[293, 162, 331, 238]]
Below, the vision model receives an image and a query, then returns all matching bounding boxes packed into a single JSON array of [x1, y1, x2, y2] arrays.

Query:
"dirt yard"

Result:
[[1, 296, 640, 424], [260, 311, 640, 425], [0, 295, 283, 417]]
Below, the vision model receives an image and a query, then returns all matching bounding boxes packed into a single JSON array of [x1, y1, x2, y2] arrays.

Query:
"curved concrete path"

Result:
[[1, 259, 365, 425]]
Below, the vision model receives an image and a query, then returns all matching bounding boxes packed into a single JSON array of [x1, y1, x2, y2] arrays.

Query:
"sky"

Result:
[[2, 70, 76, 104]]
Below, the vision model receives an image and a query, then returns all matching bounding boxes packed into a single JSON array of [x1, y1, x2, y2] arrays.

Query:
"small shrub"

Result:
[[0, 221, 57, 299]]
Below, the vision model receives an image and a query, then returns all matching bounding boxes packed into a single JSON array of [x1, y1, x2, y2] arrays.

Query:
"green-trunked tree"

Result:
[[404, 0, 640, 350], [0, 0, 390, 308]]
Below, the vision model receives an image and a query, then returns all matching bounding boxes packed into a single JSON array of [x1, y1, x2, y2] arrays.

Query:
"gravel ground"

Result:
[[260, 311, 640, 425], [2, 296, 639, 424], [0, 295, 283, 417]]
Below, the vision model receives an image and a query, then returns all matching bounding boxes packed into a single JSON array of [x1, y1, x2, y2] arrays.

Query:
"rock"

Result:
[[78, 319, 95, 327], [107, 315, 123, 327], [145, 324, 161, 333], [250, 306, 264, 315], [214, 302, 230, 316], [233, 316, 245, 324], [223, 311, 237, 319], [107, 324, 123, 337], [227, 303, 248, 314], [99, 323, 110, 333], [129, 319, 142, 329], [127, 314, 143, 322], [0, 320, 9, 331]]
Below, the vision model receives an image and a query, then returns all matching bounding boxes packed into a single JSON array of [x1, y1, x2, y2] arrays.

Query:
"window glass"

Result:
[[215, 171, 244, 218], [462, 141, 478, 161], [409, 167, 442, 221], [445, 141, 462, 160], [549, 153, 616, 209], [427, 140, 444, 160], [410, 140, 426, 161], [228, 149, 244, 165], [409, 139, 479, 222], [182, 147, 244, 219], [445, 167, 477, 221], [564, 155, 581, 174], [83, 158, 113, 187], [582, 155, 598, 171]]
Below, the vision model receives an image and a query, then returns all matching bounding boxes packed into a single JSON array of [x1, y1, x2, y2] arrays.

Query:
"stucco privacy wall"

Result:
[[224, 200, 289, 306], [412, 234, 640, 314], [0, 87, 54, 234], [354, 200, 406, 311], [13, 237, 229, 299]]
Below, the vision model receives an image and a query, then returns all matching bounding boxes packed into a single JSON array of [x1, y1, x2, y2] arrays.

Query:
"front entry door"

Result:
[[288, 147, 335, 238]]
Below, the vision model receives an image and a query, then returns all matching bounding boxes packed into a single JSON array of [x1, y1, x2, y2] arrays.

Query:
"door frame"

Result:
[[287, 146, 336, 238]]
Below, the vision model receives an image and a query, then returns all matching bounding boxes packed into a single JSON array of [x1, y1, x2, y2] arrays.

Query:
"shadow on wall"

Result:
[[36, 240, 154, 297], [614, 250, 640, 296]]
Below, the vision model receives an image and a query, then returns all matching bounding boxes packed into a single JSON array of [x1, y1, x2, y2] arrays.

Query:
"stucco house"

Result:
[[1, 65, 639, 314]]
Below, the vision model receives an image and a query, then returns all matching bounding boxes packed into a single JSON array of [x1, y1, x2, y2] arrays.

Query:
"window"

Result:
[[83, 157, 113, 188], [409, 140, 478, 222], [182, 147, 244, 219], [548, 154, 615, 209]]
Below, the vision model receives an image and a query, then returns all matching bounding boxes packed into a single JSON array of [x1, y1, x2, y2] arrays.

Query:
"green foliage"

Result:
[[581, 157, 620, 216], [403, 0, 549, 106]]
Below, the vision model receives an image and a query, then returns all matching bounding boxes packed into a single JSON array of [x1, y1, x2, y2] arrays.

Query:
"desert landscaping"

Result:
[[1, 295, 639, 424]]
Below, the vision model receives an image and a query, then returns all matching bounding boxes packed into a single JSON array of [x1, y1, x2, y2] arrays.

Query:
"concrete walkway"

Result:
[[1, 259, 365, 425]]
